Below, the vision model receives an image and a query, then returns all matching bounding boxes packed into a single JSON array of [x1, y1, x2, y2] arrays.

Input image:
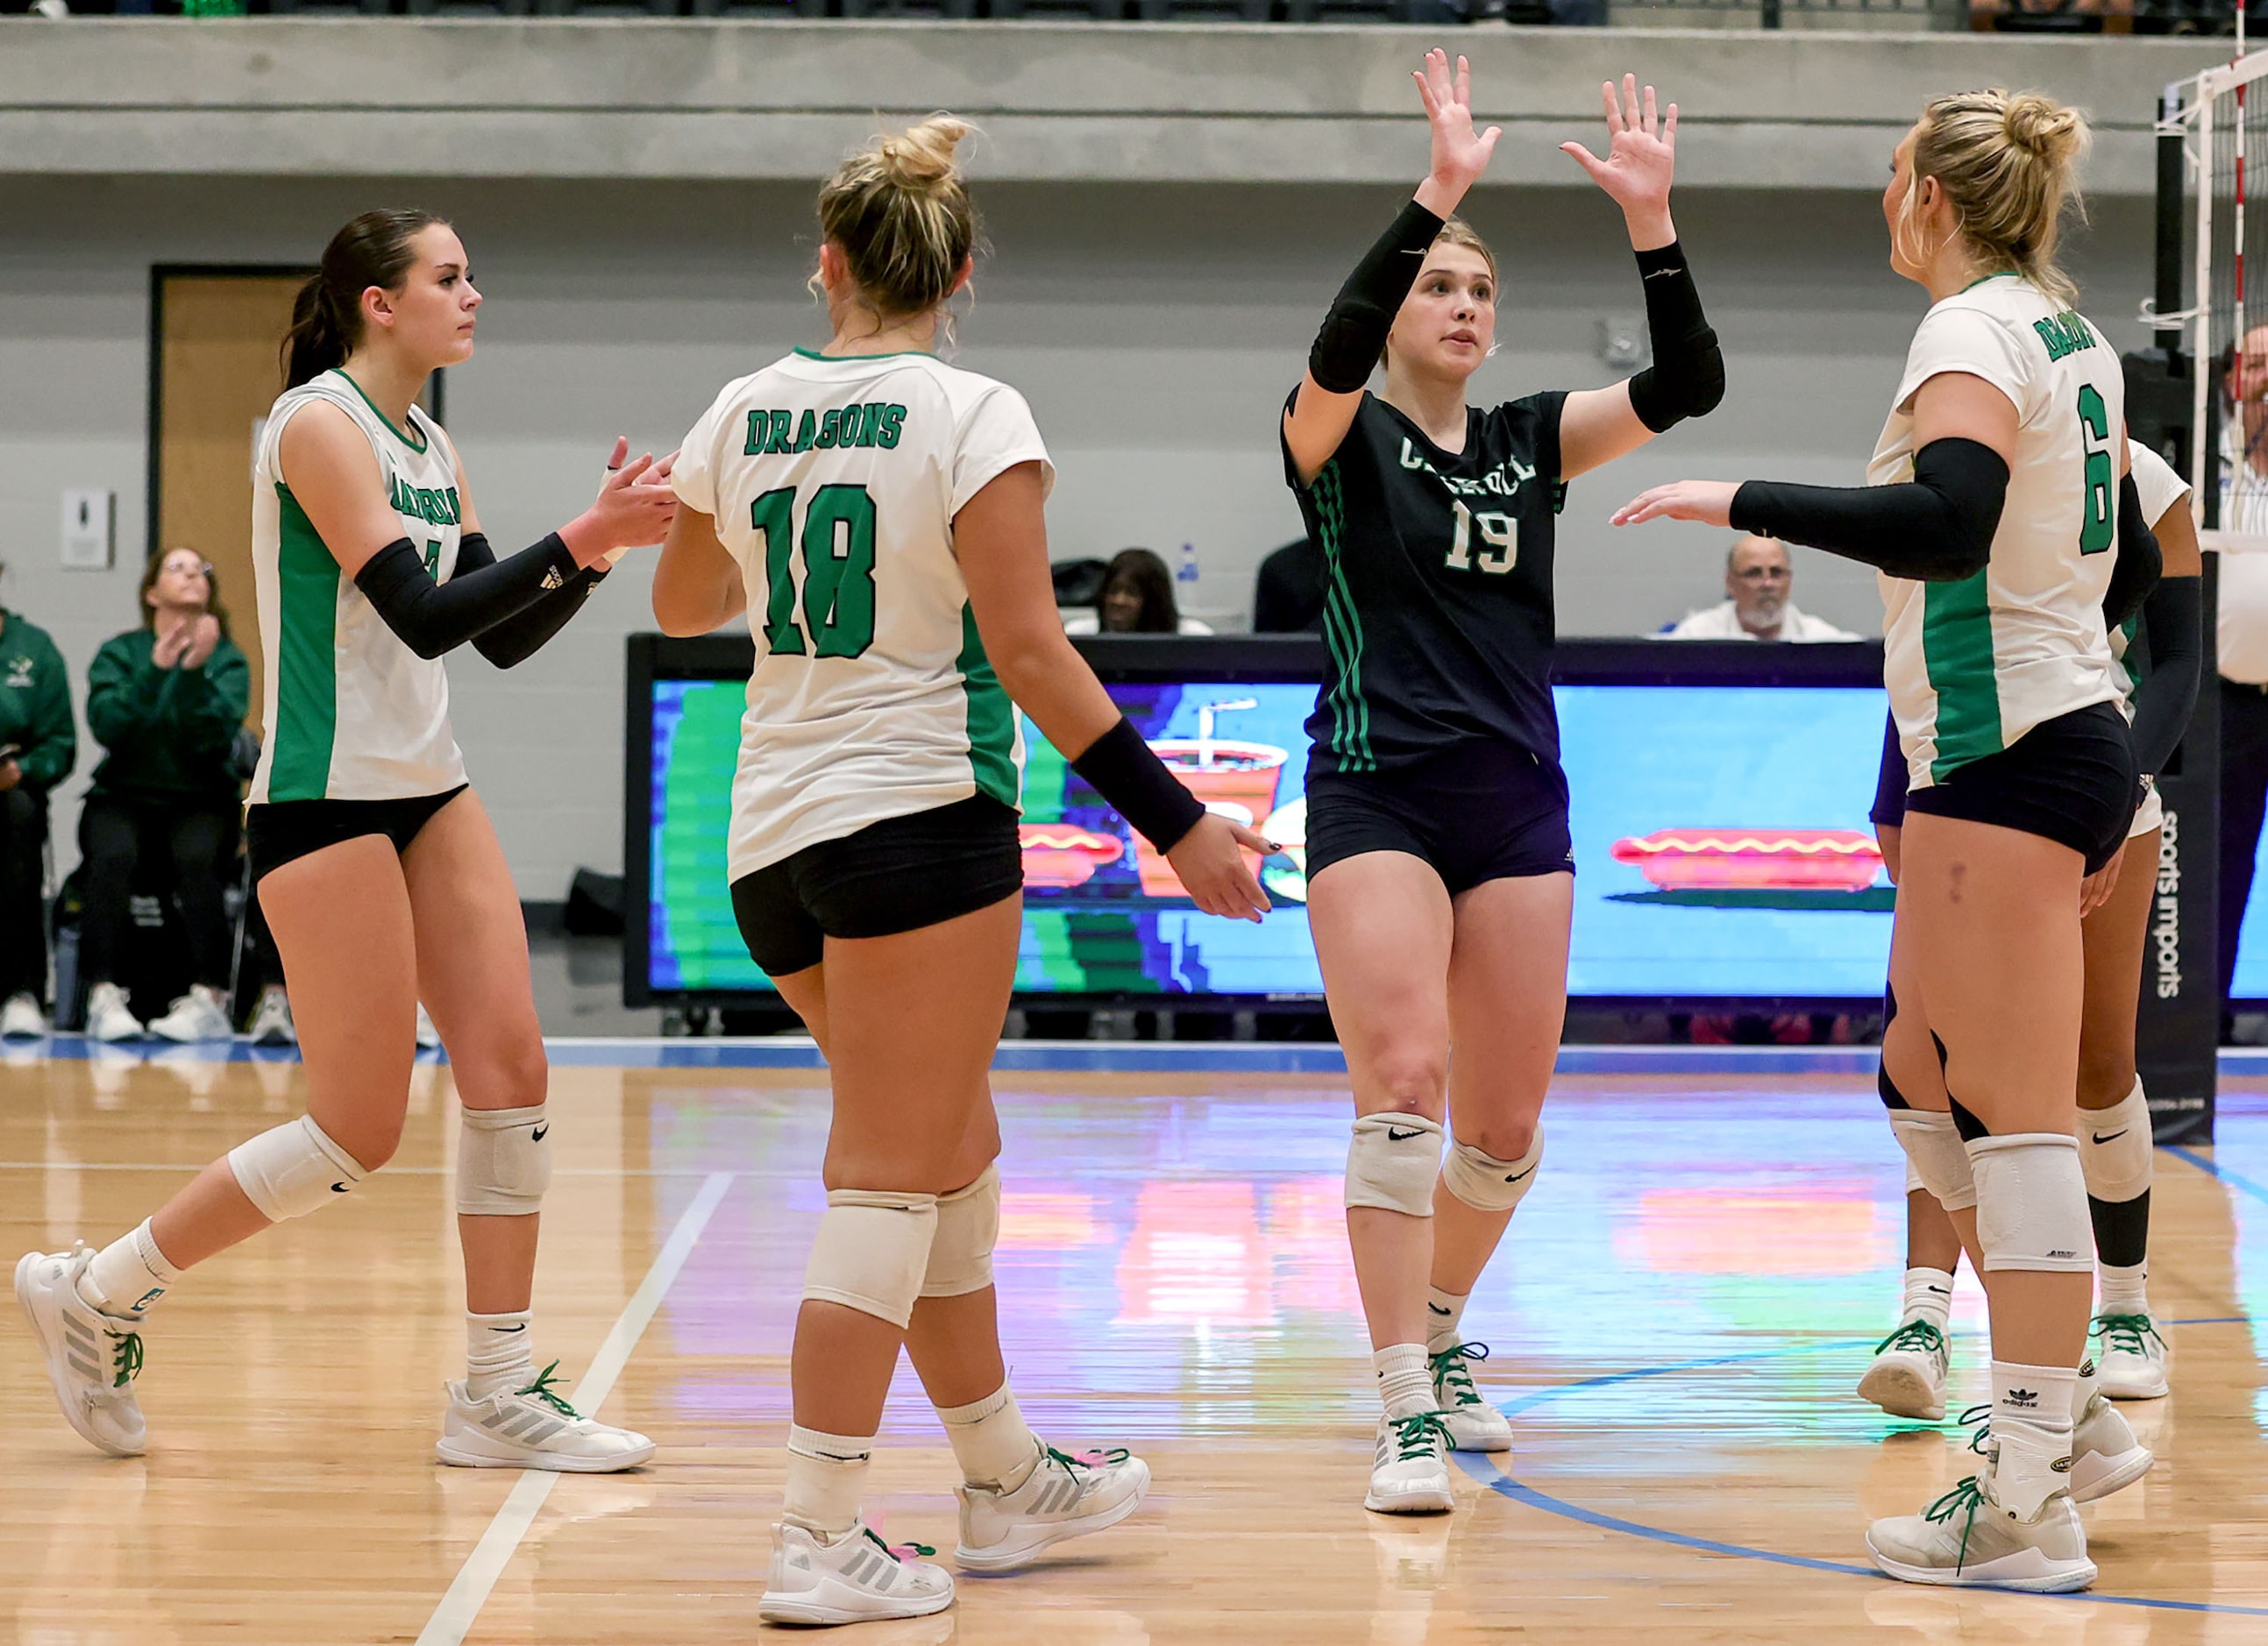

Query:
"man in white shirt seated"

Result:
[[1661, 535, 1856, 642]]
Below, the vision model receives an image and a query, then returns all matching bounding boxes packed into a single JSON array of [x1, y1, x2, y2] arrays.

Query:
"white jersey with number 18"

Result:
[[1870, 273, 2125, 789], [672, 349, 1054, 881]]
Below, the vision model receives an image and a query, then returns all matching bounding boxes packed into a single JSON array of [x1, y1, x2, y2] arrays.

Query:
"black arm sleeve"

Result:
[[450, 532, 608, 670], [1625, 242, 1725, 433], [352, 532, 581, 662], [1308, 198, 1447, 394], [2130, 573, 2201, 776], [1728, 438, 2008, 583], [2102, 474, 2164, 630]]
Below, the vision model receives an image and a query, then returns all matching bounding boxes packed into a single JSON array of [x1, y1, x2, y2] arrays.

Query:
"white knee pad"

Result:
[[921, 1164, 1000, 1299], [2079, 1080, 2153, 1205], [457, 1104, 552, 1217], [1440, 1127, 1542, 1215], [1889, 1109, 1977, 1212], [228, 1115, 367, 1223], [802, 1188, 939, 1329], [1968, 1133, 2093, 1274], [1346, 1114, 1444, 1217]]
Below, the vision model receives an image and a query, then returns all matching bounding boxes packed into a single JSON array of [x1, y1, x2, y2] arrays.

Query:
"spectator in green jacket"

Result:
[[79, 546, 251, 1044], [0, 564, 77, 1039]]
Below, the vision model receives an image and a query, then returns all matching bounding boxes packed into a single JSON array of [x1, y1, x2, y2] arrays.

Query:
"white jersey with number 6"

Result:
[[1869, 273, 2124, 789], [673, 349, 1054, 880]]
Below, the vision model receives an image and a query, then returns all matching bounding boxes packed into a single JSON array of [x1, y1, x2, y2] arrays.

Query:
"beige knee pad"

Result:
[[1345, 1114, 1443, 1217], [922, 1165, 1000, 1299], [457, 1104, 551, 1217], [1440, 1128, 1542, 1214], [802, 1188, 940, 1329], [228, 1115, 367, 1223], [1890, 1109, 1977, 1212]]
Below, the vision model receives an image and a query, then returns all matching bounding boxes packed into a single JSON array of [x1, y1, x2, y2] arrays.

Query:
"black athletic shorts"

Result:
[[729, 793, 1024, 979], [246, 785, 468, 884], [1305, 740, 1574, 897], [1900, 701, 2138, 875], [1869, 709, 1909, 831]]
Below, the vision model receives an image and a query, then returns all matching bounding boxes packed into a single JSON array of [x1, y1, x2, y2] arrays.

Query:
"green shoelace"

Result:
[[1872, 1318, 1945, 1359], [515, 1360, 581, 1419], [1428, 1342, 1491, 1409], [1047, 1444, 1131, 1475], [1389, 1409, 1453, 1462], [2091, 1312, 2164, 1359], [866, 1528, 934, 1562], [108, 1327, 144, 1389], [1922, 1474, 1986, 1572], [1958, 1402, 1994, 1458]]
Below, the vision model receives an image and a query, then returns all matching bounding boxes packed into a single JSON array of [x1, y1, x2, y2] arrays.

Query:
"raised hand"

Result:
[[181, 614, 222, 670], [1610, 479, 1738, 529], [565, 440, 679, 566], [1561, 74, 1678, 242], [1413, 49, 1502, 219]]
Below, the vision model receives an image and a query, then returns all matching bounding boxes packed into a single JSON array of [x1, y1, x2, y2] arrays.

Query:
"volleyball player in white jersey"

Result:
[[1617, 92, 2161, 1590], [16, 209, 673, 1472], [652, 119, 1270, 1626], [1861, 438, 2199, 1422]]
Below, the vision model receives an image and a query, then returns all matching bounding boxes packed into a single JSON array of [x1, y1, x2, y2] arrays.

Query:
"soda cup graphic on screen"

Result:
[[1134, 698, 1285, 899]]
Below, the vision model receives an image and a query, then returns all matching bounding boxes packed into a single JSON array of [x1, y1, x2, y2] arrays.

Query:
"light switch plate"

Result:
[[61, 490, 115, 571]]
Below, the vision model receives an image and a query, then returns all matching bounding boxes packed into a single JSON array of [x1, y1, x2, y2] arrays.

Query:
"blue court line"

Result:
[[1461, 1319, 2268, 1616], [2164, 1143, 2268, 1209], [27, 1034, 2268, 1078]]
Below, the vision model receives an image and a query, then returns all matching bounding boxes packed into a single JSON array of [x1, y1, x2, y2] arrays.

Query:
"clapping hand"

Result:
[[1561, 74, 1679, 241], [1413, 50, 1501, 217], [566, 436, 679, 569]]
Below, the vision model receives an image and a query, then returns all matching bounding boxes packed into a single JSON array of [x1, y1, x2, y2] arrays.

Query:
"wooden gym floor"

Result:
[[4, 1045, 2268, 1643]]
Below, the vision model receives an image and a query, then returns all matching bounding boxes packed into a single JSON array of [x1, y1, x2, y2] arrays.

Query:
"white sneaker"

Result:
[[1, 992, 47, 1039], [435, 1362, 656, 1472], [1955, 1392, 2153, 1506], [1866, 1471, 2094, 1593], [415, 1004, 440, 1051], [14, 1246, 149, 1457], [954, 1442, 1150, 1572], [147, 984, 232, 1044], [1430, 1342, 1513, 1452], [1858, 1317, 1950, 1422], [759, 1519, 956, 1626], [1366, 1411, 1454, 1515], [2092, 1312, 2171, 1401], [246, 985, 296, 1047], [84, 982, 144, 1043]]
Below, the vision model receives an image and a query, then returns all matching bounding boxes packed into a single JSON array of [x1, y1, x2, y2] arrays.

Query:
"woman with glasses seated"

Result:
[[78, 546, 252, 1042]]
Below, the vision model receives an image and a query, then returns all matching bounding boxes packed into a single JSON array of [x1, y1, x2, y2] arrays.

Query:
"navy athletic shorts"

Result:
[[1304, 741, 1573, 897]]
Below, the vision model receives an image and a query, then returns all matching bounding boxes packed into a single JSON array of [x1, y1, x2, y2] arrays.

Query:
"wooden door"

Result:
[[153, 271, 308, 727]]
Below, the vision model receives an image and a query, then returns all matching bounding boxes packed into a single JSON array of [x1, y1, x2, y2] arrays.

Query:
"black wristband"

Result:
[[1625, 241, 1724, 434], [1309, 198, 1447, 395], [1070, 716, 1207, 854]]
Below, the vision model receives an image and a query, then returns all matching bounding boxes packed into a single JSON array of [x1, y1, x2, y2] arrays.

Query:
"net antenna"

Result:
[[2169, 38, 2268, 526]]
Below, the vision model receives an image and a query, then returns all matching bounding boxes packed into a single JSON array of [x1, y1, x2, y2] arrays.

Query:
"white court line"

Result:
[[0, 1161, 725, 1177], [414, 1169, 735, 1646]]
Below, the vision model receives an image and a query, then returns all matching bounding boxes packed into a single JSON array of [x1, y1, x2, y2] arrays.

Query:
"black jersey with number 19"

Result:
[[1283, 387, 1570, 779]]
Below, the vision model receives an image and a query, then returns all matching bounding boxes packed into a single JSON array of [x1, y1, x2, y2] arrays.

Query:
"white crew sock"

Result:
[[2098, 1260, 2150, 1317], [784, 1425, 874, 1540], [936, 1382, 1042, 1491], [1900, 1266, 1954, 1333], [1424, 1287, 1469, 1354], [1374, 1343, 1435, 1421], [466, 1309, 537, 1401], [1987, 1359, 2079, 1518], [82, 1219, 181, 1318]]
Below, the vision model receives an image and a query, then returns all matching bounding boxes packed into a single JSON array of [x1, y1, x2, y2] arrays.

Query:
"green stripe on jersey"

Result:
[[270, 484, 339, 801], [1312, 461, 1374, 771], [1921, 569, 2002, 781], [957, 603, 1020, 809]]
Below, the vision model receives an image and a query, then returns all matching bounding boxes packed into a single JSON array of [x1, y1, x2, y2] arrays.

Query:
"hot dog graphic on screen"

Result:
[[1609, 828, 1885, 895]]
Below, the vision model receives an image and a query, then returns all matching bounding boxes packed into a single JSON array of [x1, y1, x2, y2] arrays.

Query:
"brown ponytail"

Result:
[[281, 208, 448, 388]]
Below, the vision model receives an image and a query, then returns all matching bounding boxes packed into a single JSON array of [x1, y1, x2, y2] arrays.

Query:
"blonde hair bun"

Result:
[[2001, 92, 2088, 166], [875, 115, 971, 188]]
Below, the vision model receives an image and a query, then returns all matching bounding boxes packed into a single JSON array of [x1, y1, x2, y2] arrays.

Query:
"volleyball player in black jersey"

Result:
[[1282, 52, 1724, 1513]]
